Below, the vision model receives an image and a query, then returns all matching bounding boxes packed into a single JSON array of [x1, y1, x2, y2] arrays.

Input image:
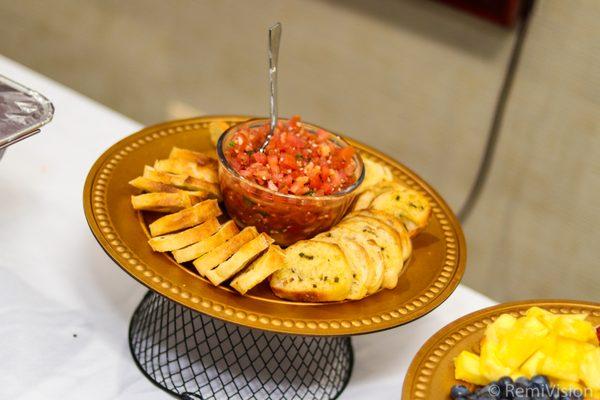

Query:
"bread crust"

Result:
[[148, 199, 221, 236], [148, 218, 220, 252], [173, 220, 239, 263], [193, 227, 258, 276], [230, 245, 287, 295], [131, 192, 200, 213], [205, 233, 273, 286]]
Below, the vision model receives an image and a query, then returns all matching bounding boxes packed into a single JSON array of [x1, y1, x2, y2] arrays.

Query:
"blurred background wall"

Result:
[[0, 0, 597, 302]]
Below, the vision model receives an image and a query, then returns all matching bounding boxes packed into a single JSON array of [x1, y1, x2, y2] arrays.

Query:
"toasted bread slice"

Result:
[[131, 192, 200, 213], [351, 210, 412, 262], [148, 199, 221, 236], [327, 226, 385, 295], [352, 190, 376, 211], [193, 227, 258, 276], [338, 216, 403, 290], [230, 245, 287, 295], [129, 176, 181, 193], [369, 186, 431, 236], [205, 233, 274, 286], [143, 166, 220, 197], [130, 176, 213, 199], [154, 159, 218, 183], [270, 241, 352, 302], [352, 181, 402, 211], [169, 147, 215, 166], [147, 218, 220, 252], [173, 220, 239, 263], [209, 121, 230, 146], [313, 235, 370, 300], [357, 158, 393, 194]]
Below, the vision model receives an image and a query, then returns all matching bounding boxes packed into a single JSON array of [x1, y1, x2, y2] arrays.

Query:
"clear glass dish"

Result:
[[216, 118, 364, 246]]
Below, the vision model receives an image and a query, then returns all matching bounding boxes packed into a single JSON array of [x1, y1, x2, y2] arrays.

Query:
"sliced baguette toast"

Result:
[[357, 158, 393, 194], [230, 245, 287, 295], [131, 192, 200, 213], [154, 159, 218, 183], [173, 220, 239, 263], [169, 147, 215, 166], [193, 227, 258, 276], [205, 233, 274, 286], [338, 216, 403, 290], [324, 226, 385, 294], [270, 241, 352, 302], [353, 210, 412, 262], [129, 176, 181, 193], [369, 186, 431, 236], [143, 166, 220, 197], [147, 218, 220, 252], [313, 235, 370, 300], [148, 199, 221, 236], [352, 181, 403, 211], [130, 176, 213, 200]]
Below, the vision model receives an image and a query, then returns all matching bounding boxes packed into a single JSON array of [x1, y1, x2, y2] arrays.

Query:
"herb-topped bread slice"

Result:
[[369, 186, 431, 236], [338, 215, 403, 290], [350, 210, 412, 262], [313, 234, 370, 300], [325, 226, 385, 295], [270, 241, 352, 302]]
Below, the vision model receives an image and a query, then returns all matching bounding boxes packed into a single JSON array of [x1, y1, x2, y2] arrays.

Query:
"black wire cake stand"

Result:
[[129, 291, 354, 399]]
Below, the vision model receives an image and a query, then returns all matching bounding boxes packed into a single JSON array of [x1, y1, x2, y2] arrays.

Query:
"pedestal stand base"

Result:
[[129, 292, 353, 399]]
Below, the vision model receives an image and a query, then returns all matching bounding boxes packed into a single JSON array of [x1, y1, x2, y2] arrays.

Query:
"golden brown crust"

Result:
[[148, 199, 221, 236], [131, 192, 200, 213], [205, 233, 273, 286], [143, 166, 220, 196], [173, 220, 239, 263], [169, 147, 215, 166], [193, 227, 258, 276], [148, 218, 220, 252], [229, 245, 287, 295], [153, 159, 218, 183]]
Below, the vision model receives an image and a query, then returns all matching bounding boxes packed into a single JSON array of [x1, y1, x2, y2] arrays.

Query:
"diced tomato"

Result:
[[252, 151, 267, 164], [225, 117, 358, 195]]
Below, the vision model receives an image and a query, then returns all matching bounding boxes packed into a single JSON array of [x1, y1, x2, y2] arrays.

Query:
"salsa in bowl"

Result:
[[217, 116, 364, 245]]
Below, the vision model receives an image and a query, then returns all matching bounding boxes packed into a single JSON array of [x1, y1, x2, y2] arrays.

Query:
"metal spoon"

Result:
[[258, 22, 282, 153]]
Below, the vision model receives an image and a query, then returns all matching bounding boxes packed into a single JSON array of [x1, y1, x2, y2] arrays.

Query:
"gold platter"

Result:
[[83, 115, 466, 336], [402, 299, 600, 399]]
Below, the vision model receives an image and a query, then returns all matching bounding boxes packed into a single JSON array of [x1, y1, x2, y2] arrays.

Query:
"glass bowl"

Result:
[[216, 118, 365, 246]]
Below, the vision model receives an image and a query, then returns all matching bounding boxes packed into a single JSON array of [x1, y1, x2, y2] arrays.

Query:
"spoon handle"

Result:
[[259, 22, 282, 153]]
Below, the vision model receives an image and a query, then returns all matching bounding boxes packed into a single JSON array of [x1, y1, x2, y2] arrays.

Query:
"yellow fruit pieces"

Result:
[[454, 307, 600, 393]]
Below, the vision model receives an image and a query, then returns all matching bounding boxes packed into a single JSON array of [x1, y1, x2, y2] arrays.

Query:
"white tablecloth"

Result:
[[0, 55, 495, 399]]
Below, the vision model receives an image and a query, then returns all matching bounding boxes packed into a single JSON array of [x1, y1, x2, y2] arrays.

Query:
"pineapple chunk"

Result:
[[486, 314, 517, 342], [454, 351, 488, 386], [580, 347, 600, 390], [480, 338, 512, 381], [539, 337, 589, 382], [497, 316, 550, 370], [526, 306, 558, 325], [554, 316, 598, 344], [520, 351, 547, 378]]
